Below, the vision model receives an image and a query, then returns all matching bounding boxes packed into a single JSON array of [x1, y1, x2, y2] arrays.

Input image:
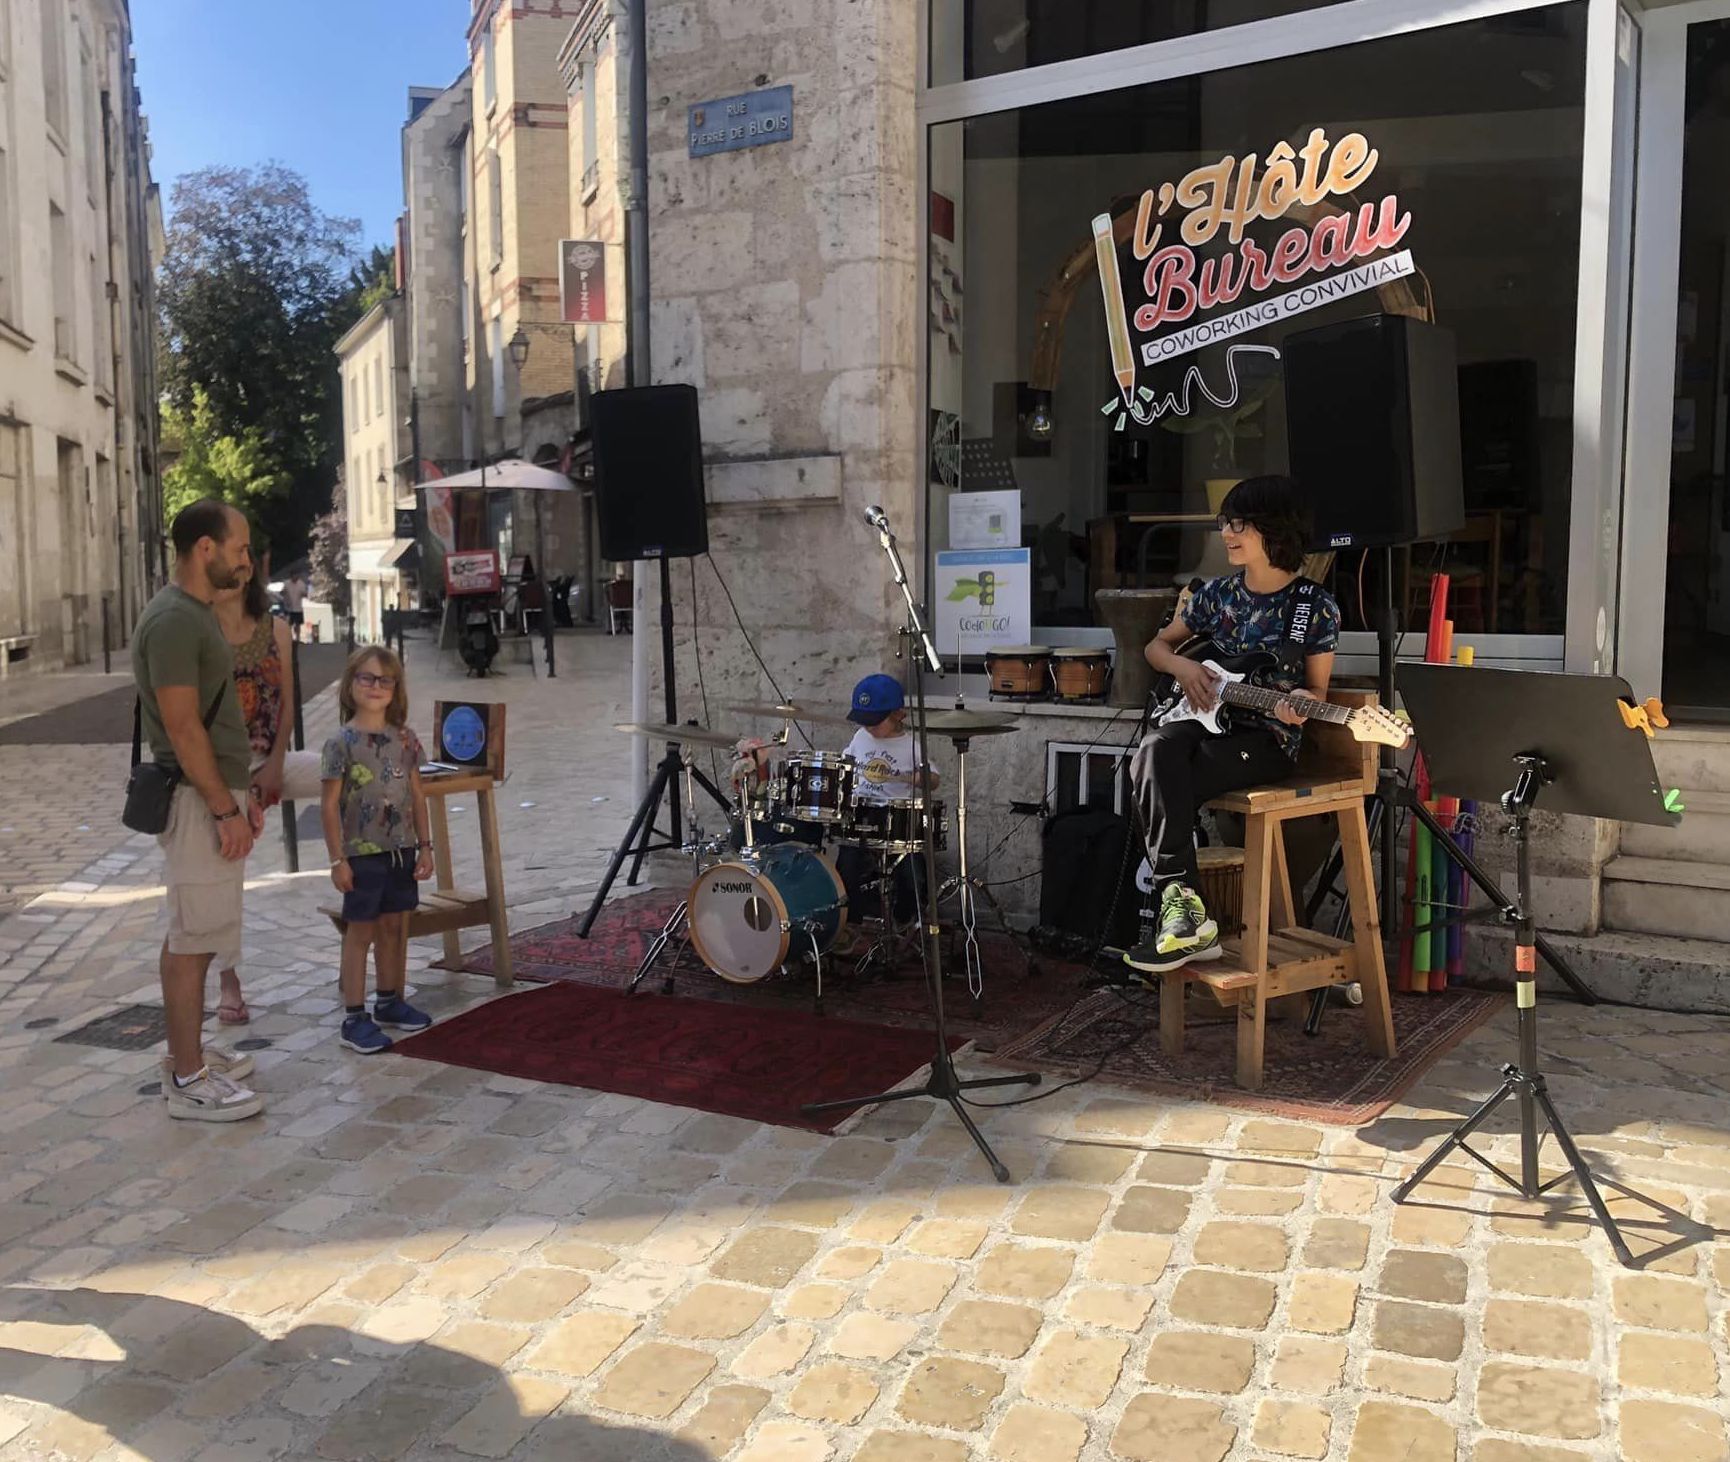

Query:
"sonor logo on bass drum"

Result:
[[714, 881, 758, 895]]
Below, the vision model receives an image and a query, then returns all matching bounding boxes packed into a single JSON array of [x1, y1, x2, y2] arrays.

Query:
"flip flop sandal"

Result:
[[217, 997, 251, 1026]]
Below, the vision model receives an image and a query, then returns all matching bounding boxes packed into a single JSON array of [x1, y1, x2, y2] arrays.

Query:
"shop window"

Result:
[[931, 0, 1349, 86], [926, 4, 1587, 639], [41, 0, 67, 141], [49, 202, 73, 362]]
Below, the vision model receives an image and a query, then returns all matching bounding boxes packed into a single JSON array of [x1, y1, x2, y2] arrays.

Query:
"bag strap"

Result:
[[202, 680, 227, 730], [133, 681, 226, 769]]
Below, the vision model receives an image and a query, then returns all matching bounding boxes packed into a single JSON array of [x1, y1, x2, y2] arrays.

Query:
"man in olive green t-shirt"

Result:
[[131, 499, 265, 1122]]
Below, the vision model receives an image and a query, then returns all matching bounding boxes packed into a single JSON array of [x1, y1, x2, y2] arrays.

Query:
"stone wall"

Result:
[[641, 0, 920, 718]]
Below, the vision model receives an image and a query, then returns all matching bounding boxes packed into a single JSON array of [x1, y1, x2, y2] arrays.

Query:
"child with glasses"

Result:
[[320, 646, 436, 1052]]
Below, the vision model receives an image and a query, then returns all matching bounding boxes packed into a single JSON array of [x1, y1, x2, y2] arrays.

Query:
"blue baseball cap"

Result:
[[848, 673, 905, 726]]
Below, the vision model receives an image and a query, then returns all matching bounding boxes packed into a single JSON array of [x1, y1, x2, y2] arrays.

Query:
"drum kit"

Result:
[[613, 697, 1023, 1011]]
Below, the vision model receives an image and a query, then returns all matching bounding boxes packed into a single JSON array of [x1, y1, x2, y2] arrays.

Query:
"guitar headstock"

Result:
[[1345, 703, 1411, 749]]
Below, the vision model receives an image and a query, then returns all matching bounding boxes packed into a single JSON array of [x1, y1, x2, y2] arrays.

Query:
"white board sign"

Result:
[[948, 489, 1021, 550], [935, 549, 1032, 658]]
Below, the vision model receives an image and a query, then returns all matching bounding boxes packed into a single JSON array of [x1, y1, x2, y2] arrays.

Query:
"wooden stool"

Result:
[[1157, 691, 1396, 1090], [320, 770, 514, 987]]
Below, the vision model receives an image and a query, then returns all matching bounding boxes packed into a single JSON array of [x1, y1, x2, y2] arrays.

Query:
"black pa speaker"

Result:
[[591, 384, 709, 560], [1282, 314, 1465, 550]]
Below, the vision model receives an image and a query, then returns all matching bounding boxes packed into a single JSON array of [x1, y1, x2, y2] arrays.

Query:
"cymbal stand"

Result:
[[852, 847, 921, 979], [627, 746, 714, 995], [802, 506, 1039, 1181], [937, 731, 1036, 1012]]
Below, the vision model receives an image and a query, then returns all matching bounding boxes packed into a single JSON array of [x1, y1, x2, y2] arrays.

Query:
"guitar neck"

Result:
[[1220, 681, 1351, 726]]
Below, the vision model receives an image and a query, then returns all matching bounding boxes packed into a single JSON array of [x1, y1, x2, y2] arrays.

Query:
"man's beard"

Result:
[[208, 560, 245, 591]]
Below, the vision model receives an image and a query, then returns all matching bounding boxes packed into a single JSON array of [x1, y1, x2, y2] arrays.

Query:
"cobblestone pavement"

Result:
[[0, 633, 1728, 1461]]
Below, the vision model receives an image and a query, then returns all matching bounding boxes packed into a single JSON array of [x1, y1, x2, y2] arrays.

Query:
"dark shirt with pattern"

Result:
[[1181, 571, 1341, 758]]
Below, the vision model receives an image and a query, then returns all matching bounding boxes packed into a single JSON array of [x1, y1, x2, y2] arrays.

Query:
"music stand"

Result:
[[1390, 665, 1680, 1267]]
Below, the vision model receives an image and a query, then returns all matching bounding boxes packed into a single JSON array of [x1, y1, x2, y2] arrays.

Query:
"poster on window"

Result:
[[444, 549, 501, 597], [934, 549, 1031, 658], [559, 240, 607, 324]]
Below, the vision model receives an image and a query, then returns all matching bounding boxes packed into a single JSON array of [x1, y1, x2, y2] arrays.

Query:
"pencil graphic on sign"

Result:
[[1093, 213, 1136, 409]]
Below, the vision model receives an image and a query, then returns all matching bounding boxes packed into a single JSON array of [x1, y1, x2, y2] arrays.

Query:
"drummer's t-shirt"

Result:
[[845, 728, 921, 805]]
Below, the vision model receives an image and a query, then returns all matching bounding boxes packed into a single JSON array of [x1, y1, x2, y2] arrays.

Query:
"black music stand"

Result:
[[1390, 666, 1680, 1267]]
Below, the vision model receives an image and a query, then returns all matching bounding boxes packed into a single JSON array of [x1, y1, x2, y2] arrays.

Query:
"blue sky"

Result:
[[132, 1, 473, 250]]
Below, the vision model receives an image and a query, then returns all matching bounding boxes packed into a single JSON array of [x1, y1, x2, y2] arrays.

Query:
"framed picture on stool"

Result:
[[433, 701, 507, 781]]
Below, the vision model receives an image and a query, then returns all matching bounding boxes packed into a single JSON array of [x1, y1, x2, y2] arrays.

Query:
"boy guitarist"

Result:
[[1126, 475, 1340, 975]]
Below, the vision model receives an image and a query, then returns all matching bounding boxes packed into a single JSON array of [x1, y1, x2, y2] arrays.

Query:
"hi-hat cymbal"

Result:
[[725, 701, 853, 726], [906, 708, 1020, 737], [614, 721, 742, 749]]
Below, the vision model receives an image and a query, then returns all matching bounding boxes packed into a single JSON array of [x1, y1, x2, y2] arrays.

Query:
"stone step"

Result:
[[1651, 725, 1730, 792], [1602, 855, 1730, 942], [1619, 789, 1730, 863], [1461, 929, 1730, 1013]]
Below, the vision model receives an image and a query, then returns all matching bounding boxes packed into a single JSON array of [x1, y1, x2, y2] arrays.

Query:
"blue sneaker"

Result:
[[372, 995, 432, 1032], [340, 1014, 393, 1054]]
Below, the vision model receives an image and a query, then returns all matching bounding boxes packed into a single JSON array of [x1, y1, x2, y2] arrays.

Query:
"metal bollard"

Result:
[[280, 635, 307, 874]]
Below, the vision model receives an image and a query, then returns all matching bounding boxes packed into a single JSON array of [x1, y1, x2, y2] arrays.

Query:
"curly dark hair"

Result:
[[1219, 474, 1312, 574]]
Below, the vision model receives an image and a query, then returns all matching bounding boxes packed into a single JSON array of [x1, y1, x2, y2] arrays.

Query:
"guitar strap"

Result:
[[1274, 578, 1322, 676]]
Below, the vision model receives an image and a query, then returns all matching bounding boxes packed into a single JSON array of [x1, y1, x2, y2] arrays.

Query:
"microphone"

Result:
[[864, 505, 890, 533]]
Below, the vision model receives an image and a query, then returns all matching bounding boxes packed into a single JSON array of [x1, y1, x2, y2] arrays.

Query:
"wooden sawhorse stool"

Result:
[[320, 769, 514, 987], [1155, 695, 1396, 1089]]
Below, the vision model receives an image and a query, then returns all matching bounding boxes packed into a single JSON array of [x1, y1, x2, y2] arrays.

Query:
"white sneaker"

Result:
[[163, 1067, 265, 1122], [158, 1044, 254, 1091]]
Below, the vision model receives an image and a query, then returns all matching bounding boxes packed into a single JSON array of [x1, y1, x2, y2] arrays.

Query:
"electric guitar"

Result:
[[1150, 641, 1411, 749]]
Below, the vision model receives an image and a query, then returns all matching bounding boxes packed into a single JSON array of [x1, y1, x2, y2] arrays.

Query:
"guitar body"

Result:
[[1148, 643, 1283, 735]]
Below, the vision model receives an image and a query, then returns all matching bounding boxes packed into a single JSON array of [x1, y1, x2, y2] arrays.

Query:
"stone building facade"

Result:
[[0, 0, 162, 679], [336, 297, 411, 643]]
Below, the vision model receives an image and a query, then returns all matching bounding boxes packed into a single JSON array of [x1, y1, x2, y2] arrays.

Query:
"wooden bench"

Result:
[[320, 769, 514, 986], [1158, 690, 1396, 1090]]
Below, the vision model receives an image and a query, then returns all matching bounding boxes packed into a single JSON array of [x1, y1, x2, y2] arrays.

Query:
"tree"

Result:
[[158, 164, 363, 561], [350, 243, 397, 318], [308, 472, 350, 614], [160, 388, 289, 522]]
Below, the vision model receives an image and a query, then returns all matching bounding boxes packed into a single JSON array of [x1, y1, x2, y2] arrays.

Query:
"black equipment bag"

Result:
[[1039, 807, 1141, 949], [123, 683, 227, 835]]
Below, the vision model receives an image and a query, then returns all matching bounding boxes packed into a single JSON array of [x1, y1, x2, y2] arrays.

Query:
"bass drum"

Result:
[[688, 844, 848, 984]]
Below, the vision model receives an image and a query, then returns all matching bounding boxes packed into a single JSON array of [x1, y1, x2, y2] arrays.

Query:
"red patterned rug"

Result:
[[392, 981, 961, 1133], [989, 984, 1503, 1124]]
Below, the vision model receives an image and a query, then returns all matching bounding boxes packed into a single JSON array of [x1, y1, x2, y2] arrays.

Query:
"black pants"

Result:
[[1129, 719, 1292, 892]]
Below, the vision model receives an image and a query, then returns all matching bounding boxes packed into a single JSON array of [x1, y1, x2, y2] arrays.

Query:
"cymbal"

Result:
[[725, 701, 853, 726], [906, 709, 1020, 737], [614, 721, 742, 749]]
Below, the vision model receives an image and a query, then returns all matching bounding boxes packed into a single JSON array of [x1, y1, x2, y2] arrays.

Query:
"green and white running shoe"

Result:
[[1123, 882, 1221, 975]]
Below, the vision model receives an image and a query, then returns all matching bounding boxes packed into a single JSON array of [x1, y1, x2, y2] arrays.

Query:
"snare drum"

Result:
[[688, 843, 848, 983], [985, 645, 1052, 700], [844, 796, 949, 854], [1050, 647, 1111, 703], [779, 751, 856, 826]]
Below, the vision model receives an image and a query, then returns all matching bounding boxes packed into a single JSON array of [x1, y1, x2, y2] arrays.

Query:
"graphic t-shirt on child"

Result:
[[320, 726, 425, 856], [845, 729, 920, 805]]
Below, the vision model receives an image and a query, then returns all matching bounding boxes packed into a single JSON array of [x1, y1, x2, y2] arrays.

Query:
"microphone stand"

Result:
[[801, 509, 1039, 1182]]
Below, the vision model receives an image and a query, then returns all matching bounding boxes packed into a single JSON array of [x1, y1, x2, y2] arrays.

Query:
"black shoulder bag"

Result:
[[122, 683, 228, 835]]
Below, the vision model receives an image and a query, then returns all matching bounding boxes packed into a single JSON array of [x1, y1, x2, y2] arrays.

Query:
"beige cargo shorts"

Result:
[[159, 784, 248, 968]]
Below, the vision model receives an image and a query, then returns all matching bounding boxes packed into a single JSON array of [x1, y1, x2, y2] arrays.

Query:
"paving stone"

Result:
[[769, 1180, 859, 1227], [1268, 1337, 1346, 1394], [1215, 1186, 1306, 1216], [661, 1282, 771, 1340], [1170, 1270, 1278, 1329], [1318, 1173, 1381, 1215], [525, 1312, 638, 1378], [357, 1297, 448, 1349], [990, 1402, 1087, 1462], [419, 1254, 513, 1301], [1254, 1400, 1331, 1459], [315, 1383, 433, 1461], [811, 1137, 894, 1181], [1379, 1248, 1468, 1305], [1113, 1393, 1237, 1462], [442, 1374, 567, 1457], [1618, 1400, 1729, 1462], [1614, 1274, 1710, 1331], [934, 1185, 1013, 1221], [851, 1200, 921, 1243], [1013, 1185, 1110, 1241], [1043, 1144, 1135, 1184], [1346, 1401, 1456, 1462], [1089, 1234, 1172, 1285], [1112, 1185, 1192, 1233], [1065, 1285, 1154, 1331], [712, 1227, 821, 1287], [676, 1384, 770, 1457], [937, 1299, 1045, 1358], [786, 1360, 880, 1424], [897, 1354, 1005, 1430], [817, 1245, 882, 1280], [347, 1263, 418, 1304], [590, 1340, 715, 1420], [537, 1238, 618, 1272], [906, 1218, 989, 1259], [733, 1323, 816, 1380], [1483, 1296, 1592, 1361], [1362, 1354, 1457, 1403], [398, 1321, 529, 1388], [141, 1310, 260, 1382], [282, 1360, 386, 1419], [1618, 1332, 1721, 1396], [1193, 1220, 1289, 1272], [1390, 1201, 1473, 1247], [783, 1283, 849, 1320], [1136, 1149, 1214, 1185], [853, 1432, 970, 1462], [867, 1258, 958, 1315], [1025, 1329, 1127, 1408], [1476, 1361, 1601, 1440], [1302, 1217, 1370, 1270], [1486, 1242, 1594, 1299], [1472, 1442, 1583, 1462], [477, 1267, 589, 1323], [1223, 1159, 1308, 1188], [976, 1243, 1075, 1300], [1240, 1120, 1322, 1155], [1144, 1331, 1255, 1393], [1371, 1299, 1462, 1360], [828, 1312, 919, 1362]]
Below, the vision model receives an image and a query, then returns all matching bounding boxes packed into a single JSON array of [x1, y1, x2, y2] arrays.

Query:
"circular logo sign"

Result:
[[442, 705, 487, 763]]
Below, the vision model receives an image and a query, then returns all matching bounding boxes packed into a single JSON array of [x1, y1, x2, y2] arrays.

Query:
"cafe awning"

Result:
[[379, 539, 420, 572]]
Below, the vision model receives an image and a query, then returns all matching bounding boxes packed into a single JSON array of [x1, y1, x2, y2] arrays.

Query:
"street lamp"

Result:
[[506, 328, 556, 678], [508, 327, 530, 370]]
